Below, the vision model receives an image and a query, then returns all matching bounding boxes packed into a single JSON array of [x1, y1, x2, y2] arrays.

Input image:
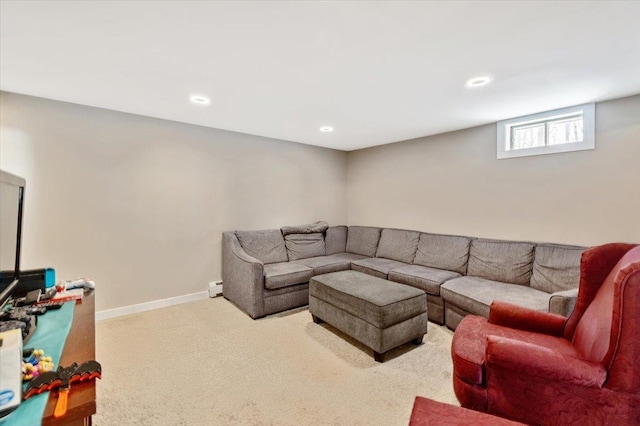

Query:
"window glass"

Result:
[[497, 103, 595, 159], [512, 123, 546, 150], [548, 116, 583, 145]]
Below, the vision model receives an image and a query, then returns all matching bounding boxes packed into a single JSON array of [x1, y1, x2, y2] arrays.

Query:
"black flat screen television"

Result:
[[0, 170, 26, 310]]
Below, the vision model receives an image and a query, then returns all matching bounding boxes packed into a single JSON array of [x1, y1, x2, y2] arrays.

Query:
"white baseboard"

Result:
[[96, 291, 210, 321]]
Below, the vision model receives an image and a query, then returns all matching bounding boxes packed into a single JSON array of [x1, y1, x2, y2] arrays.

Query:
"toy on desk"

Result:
[[22, 348, 55, 381], [59, 278, 95, 291], [46, 278, 94, 304], [33, 300, 64, 310], [23, 360, 102, 418]]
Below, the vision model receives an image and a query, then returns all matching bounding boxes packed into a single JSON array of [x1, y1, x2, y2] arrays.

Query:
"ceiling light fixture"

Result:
[[465, 76, 492, 88], [319, 126, 334, 133], [189, 94, 211, 105]]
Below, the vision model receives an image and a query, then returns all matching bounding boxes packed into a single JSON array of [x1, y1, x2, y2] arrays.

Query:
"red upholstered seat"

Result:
[[409, 396, 524, 425], [451, 243, 640, 425], [452, 315, 578, 386]]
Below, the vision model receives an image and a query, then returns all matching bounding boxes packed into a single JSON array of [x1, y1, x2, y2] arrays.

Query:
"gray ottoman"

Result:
[[309, 270, 428, 362]]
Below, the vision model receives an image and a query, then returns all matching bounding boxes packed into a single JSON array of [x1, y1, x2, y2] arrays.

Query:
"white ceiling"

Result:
[[1, 1, 639, 151]]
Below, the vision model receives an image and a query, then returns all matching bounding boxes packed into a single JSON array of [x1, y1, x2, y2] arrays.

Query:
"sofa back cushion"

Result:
[[375, 229, 420, 263], [235, 229, 288, 264], [284, 233, 326, 261], [281, 221, 328, 236], [531, 244, 585, 293], [467, 239, 535, 285], [325, 225, 348, 255], [413, 233, 472, 274], [346, 226, 382, 257]]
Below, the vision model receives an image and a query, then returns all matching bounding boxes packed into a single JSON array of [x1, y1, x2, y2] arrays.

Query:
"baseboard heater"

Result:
[[208, 281, 223, 298]]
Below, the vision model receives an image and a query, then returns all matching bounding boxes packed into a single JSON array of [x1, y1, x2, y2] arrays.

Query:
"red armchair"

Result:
[[451, 243, 640, 425]]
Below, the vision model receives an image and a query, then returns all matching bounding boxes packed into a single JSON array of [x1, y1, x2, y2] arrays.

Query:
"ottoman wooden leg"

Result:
[[412, 335, 424, 345], [311, 314, 323, 324], [373, 350, 385, 363]]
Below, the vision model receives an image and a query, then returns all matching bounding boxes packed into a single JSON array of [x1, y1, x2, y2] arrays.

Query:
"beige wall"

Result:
[[0, 92, 348, 311], [2, 92, 638, 312], [348, 95, 640, 246]]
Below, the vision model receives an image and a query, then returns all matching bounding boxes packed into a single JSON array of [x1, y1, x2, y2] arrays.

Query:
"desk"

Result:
[[42, 291, 96, 426]]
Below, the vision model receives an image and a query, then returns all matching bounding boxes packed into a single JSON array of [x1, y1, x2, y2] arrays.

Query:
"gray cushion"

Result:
[[413, 233, 471, 274], [281, 221, 328, 236], [263, 262, 313, 290], [284, 233, 326, 261], [325, 226, 348, 255], [346, 226, 381, 257], [290, 254, 352, 276], [549, 288, 579, 317], [467, 239, 535, 285], [441, 276, 550, 318], [323, 252, 368, 262], [236, 229, 288, 264], [388, 264, 461, 296], [309, 270, 426, 329], [530, 244, 584, 293], [375, 229, 420, 263], [351, 257, 408, 279]]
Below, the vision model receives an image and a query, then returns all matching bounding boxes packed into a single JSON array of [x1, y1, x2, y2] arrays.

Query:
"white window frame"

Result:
[[497, 103, 595, 159]]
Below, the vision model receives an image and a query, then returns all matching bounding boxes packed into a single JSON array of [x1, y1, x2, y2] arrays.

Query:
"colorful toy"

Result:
[[24, 360, 102, 418], [22, 349, 55, 381]]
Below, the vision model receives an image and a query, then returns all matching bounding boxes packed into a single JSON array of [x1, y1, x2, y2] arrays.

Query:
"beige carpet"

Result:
[[94, 297, 457, 426]]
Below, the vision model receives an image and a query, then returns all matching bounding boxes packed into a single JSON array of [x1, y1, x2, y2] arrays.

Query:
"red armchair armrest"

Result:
[[489, 301, 566, 336], [485, 335, 606, 388]]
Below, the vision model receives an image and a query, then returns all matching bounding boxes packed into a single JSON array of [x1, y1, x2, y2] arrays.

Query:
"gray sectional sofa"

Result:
[[222, 223, 584, 329]]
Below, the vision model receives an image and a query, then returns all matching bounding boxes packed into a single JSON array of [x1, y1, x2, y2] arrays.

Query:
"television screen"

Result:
[[0, 170, 25, 308]]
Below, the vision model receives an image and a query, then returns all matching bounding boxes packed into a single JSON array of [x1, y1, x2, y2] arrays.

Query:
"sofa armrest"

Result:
[[222, 231, 265, 319], [226, 233, 263, 265], [489, 301, 566, 337], [486, 335, 606, 388], [549, 288, 579, 317]]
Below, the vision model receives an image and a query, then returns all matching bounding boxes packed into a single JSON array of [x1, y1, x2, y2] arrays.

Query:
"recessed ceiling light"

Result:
[[319, 126, 334, 133], [465, 76, 492, 88], [189, 94, 210, 105]]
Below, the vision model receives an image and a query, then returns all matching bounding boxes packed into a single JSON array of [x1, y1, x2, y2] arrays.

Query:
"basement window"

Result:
[[497, 103, 595, 159]]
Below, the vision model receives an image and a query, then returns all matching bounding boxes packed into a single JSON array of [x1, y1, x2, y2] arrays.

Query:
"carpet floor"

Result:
[[94, 297, 457, 425]]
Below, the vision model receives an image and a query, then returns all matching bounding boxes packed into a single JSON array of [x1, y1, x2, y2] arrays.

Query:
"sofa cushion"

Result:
[[388, 264, 461, 296], [263, 262, 313, 290], [441, 276, 549, 318], [346, 226, 381, 257], [291, 254, 353, 276], [281, 221, 328, 236], [530, 244, 584, 293], [351, 257, 408, 279], [467, 239, 535, 285], [284, 233, 326, 261], [325, 225, 348, 255], [309, 270, 426, 329], [549, 288, 578, 317], [236, 229, 288, 264], [375, 229, 420, 263], [324, 252, 368, 262], [414, 233, 472, 274]]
